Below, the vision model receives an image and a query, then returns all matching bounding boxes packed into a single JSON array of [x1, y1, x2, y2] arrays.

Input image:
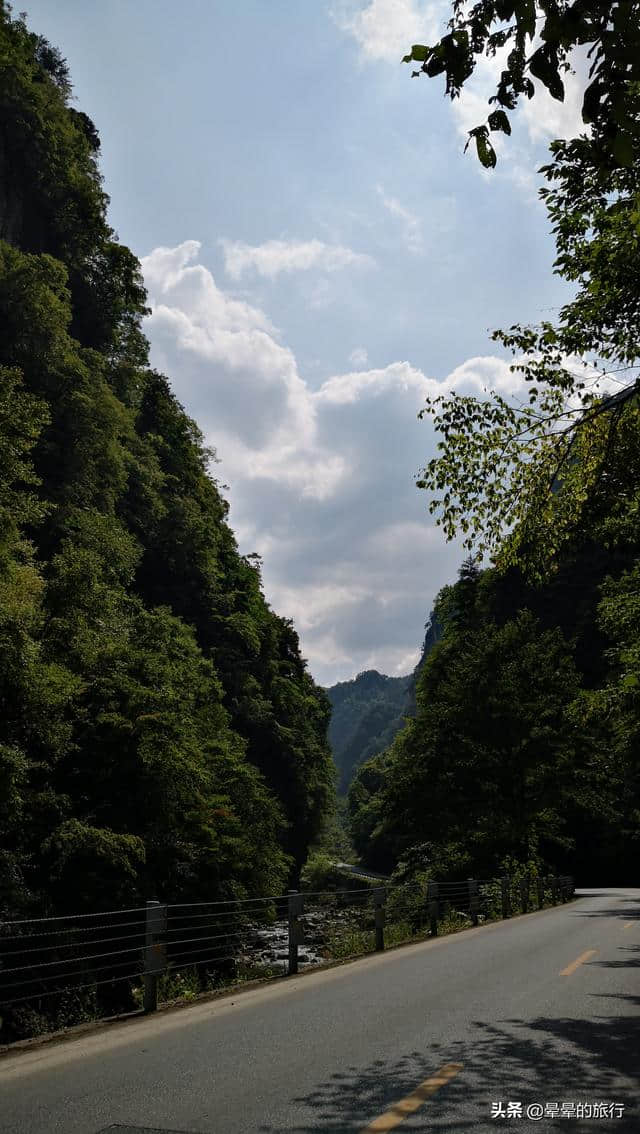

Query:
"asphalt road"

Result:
[[1, 887, 638, 1134]]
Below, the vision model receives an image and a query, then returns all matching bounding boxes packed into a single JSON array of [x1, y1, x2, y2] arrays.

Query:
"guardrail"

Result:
[[0, 873, 574, 1042]]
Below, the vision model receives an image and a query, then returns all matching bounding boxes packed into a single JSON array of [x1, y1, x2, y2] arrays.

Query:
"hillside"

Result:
[[326, 614, 441, 792], [0, 8, 334, 919], [327, 670, 410, 793]]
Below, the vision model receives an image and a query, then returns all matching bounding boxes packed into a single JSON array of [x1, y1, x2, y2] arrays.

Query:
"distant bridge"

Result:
[[332, 861, 390, 881]]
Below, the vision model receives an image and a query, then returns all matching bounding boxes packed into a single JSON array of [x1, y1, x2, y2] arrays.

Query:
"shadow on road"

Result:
[[573, 906, 640, 920], [259, 990, 639, 1132]]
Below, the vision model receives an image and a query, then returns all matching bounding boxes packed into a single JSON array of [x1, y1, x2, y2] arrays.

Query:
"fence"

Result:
[[0, 873, 574, 1042]]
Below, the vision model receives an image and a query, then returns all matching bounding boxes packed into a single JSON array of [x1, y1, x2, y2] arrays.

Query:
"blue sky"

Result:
[[26, 1, 585, 684]]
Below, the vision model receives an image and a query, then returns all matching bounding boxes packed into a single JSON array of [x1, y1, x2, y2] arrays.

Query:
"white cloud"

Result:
[[349, 347, 369, 366], [316, 359, 430, 405], [333, 0, 444, 64], [521, 64, 586, 144], [377, 186, 423, 253], [220, 238, 374, 280], [143, 241, 315, 454], [141, 241, 525, 684], [451, 41, 587, 151]]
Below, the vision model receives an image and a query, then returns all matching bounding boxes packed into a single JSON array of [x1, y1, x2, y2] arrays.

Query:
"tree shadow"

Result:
[[590, 943, 640, 969], [257, 995, 639, 1132], [574, 909, 640, 920], [572, 895, 640, 919]]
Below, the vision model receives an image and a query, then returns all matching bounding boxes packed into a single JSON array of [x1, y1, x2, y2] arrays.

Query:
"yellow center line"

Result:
[[360, 1062, 463, 1132], [623, 922, 634, 929], [560, 948, 598, 976]]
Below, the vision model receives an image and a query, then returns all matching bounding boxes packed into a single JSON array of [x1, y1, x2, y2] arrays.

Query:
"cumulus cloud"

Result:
[[333, 0, 444, 63], [220, 238, 374, 280], [141, 241, 525, 684]]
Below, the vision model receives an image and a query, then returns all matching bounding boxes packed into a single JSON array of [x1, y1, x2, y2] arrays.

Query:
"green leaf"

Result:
[[488, 109, 511, 135], [528, 45, 564, 102], [612, 131, 633, 168], [475, 131, 497, 169], [402, 44, 429, 63]]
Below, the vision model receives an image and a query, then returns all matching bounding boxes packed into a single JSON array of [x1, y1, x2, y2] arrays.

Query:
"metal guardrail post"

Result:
[[374, 887, 385, 952], [520, 876, 529, 914], [501, 876, 510, 919], [144, 899, 167, 1013], [288, 890, 303, 975], [427, 880, 439, 937], [468, 878, 479, 926]]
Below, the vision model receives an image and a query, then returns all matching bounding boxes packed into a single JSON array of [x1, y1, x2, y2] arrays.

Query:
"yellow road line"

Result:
[[623, 922, 634, 929], [360, 1063, 463, 1132], [560, 948, 597, 976]]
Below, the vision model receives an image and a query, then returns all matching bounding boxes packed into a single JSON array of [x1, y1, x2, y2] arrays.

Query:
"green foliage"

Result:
[[417, 160, 640, 578], [351, 6, 640, 893], [409, 7, 640, 578], [403, 1, 640, 173], [347, 750, 393, 870], [351, 533, 640, 883], [309, 795, 357, 862], [300, 852, 346, 892], [349, 561, 607, 878], [327, 620, 442, 795], [326, 669, 412, 792], [0, 6, 334, 930]]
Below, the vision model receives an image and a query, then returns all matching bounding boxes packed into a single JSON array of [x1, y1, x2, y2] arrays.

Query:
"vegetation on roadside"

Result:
[[0, 4, 334, 928]]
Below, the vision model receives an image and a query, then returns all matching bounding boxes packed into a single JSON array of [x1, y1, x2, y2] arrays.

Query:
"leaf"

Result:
[[488, 109, 511, 135], [402, 44, 429, 63], [581, 79, 603, 124], [528, 45, 565, 102], [612, 131, 633, 168], [475, 130, 497, 169]]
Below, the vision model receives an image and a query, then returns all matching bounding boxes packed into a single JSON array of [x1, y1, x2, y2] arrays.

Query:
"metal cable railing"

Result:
[[0, 874, 574, 1042]]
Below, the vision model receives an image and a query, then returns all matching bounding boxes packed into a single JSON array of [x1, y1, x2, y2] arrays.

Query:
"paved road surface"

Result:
[[1, 888, 638, 1134]]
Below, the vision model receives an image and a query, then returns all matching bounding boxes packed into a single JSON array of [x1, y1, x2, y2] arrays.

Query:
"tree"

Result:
[[0, 5, 335, 922], [403, 1, 640, 171], [399, 4, 640, 574], [350, 569, 594, 877], [415, 135, 640, 572]]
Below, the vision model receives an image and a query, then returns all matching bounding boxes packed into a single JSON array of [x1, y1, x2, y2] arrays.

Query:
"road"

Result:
[[0, 888, 638, 1133]]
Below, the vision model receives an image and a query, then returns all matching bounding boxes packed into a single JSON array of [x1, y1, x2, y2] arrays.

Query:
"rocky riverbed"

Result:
[[235, 906, 370, 972]]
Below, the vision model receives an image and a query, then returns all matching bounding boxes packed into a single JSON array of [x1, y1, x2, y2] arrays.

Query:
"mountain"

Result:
[[327, 670, 411, 793], [0, 8, 334, 918], [326, 614, 442, 792]]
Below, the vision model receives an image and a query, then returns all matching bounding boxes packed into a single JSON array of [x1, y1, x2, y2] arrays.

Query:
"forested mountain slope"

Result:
[[327, 671, 410, 793], [0, 8, 334, 918], [326, 615, 441, 792], [348, 532, 640, 882]]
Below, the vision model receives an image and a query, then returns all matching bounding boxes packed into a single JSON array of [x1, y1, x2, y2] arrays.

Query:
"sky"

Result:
[[25, 1, 586, 685]]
